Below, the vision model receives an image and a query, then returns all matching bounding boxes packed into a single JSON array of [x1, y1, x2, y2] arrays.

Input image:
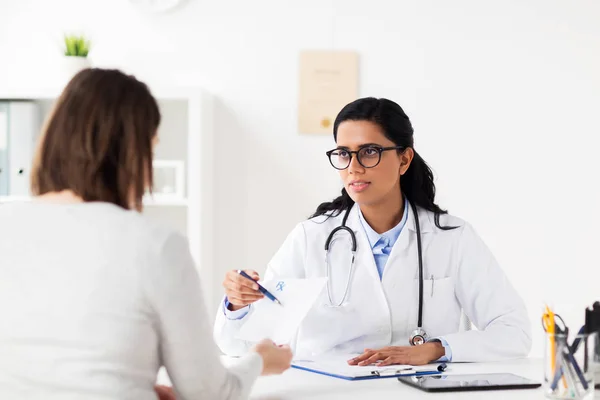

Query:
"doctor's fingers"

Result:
[[223, 274, 260, 293], [223, 278, 263, 296], [355, 349, 407, 366], [224, 286, 264, 303], [376, 355, 412, 367], [348, 348, 384, 364], [350, 350, 383, 366], [224, 270, 261, 288], [357, 353, 386, 366], [227, 293, 264, 305], [225, 269, 260, 281]]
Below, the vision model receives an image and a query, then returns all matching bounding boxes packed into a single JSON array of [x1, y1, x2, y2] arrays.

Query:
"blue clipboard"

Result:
[[292, 362, 447, 381]]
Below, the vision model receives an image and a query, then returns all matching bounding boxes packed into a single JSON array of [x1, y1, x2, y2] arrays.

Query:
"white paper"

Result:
[[292, 354, 436, 378], [236, 278, 327, 344]]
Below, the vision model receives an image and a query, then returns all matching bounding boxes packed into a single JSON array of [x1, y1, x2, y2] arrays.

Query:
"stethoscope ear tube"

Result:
[[324, 225, 357, 252], [410, 200, 424, 332], [324, 207, 357, 251]]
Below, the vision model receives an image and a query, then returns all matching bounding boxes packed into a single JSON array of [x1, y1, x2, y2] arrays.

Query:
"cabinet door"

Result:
[[7, 102, 40, 196], [0, 103, 8, 196]]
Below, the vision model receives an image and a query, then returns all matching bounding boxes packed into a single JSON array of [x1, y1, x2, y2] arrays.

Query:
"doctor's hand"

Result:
[[223, 269, 264, 311], [347, 343, 445, 367], [252, 339, 293, 376]]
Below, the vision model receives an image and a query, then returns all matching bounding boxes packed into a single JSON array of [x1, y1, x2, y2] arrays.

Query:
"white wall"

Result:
[[1, 0, 599, 357]]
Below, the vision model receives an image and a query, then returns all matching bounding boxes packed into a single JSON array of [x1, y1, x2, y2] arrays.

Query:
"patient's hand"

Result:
[[154, 385, 176, 400]]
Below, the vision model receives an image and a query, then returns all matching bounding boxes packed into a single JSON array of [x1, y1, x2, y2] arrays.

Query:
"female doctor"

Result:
[[214, 97, 531, 365]]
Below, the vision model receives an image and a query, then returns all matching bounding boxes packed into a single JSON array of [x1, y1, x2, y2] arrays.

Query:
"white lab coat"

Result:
[[214, 205, 532, 362]]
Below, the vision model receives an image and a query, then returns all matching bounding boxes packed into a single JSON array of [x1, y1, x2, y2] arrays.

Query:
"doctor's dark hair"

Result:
[[311, 97, 454, 230]]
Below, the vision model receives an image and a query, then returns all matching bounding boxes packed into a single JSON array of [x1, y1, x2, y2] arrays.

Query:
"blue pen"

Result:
[[237, 270, 282, 306], [570, 326, 586, 353]]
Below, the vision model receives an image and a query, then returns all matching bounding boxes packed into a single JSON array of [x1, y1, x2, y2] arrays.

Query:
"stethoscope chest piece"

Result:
[[409, 327, 429, 346]]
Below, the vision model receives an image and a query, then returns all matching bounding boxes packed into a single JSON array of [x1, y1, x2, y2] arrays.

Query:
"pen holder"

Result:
[[544, 331, 597, 399]]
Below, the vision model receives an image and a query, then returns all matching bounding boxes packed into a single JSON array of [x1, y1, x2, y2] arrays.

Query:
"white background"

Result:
[[1, 0, 599, 357]]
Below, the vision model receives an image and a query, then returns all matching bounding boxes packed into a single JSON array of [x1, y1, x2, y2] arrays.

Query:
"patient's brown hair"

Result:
[[31, 68, 161, 211]]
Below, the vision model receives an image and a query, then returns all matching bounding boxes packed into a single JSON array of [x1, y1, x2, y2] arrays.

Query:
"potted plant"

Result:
[[62, 34, 91, 78]]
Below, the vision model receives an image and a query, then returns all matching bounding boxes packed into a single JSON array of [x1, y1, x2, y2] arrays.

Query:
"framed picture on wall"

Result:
[[298, 50, 359, 135]]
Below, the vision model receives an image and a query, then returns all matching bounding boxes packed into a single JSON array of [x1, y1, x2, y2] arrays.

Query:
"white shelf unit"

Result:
[[0, 85, 215, 308]]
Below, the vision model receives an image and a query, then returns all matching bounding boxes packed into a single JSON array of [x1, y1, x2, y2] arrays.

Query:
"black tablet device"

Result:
[[398, 373, 541, 392]]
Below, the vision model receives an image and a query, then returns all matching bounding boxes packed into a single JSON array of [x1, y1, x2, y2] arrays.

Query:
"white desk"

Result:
[[250, 358, 547, 400]]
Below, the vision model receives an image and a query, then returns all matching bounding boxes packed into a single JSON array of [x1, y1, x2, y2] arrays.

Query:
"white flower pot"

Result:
[[61, 56, 91, 82]]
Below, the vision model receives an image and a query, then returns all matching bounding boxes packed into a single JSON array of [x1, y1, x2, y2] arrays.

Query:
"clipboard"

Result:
[[292, 359, 447, 381]]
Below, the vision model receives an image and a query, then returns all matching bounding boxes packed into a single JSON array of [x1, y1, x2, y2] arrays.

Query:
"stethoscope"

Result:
[[324, 200, 429, 346]]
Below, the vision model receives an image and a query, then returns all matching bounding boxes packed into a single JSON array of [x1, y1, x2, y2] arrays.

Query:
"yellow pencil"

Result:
[[544, 305, 556, 377], [544, 305, 568, 390]]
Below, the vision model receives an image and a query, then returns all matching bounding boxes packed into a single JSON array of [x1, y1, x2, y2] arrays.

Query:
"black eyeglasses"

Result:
[[326, 146, 405, 170]]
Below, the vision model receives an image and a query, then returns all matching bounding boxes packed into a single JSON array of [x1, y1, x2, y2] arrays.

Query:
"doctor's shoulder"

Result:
[[303, 209, 344, 234], [273, 210, 342, 251], [423, 207, 478, 243], [425, 208, 494, 253], [428, 209, 465, 233]]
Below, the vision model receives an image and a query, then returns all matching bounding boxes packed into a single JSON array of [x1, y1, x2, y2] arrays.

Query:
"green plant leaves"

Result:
[[64, 35, 90, 57]]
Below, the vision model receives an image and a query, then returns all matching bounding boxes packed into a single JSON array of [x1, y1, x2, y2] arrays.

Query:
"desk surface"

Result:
[[250, 358, 546, 400]]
